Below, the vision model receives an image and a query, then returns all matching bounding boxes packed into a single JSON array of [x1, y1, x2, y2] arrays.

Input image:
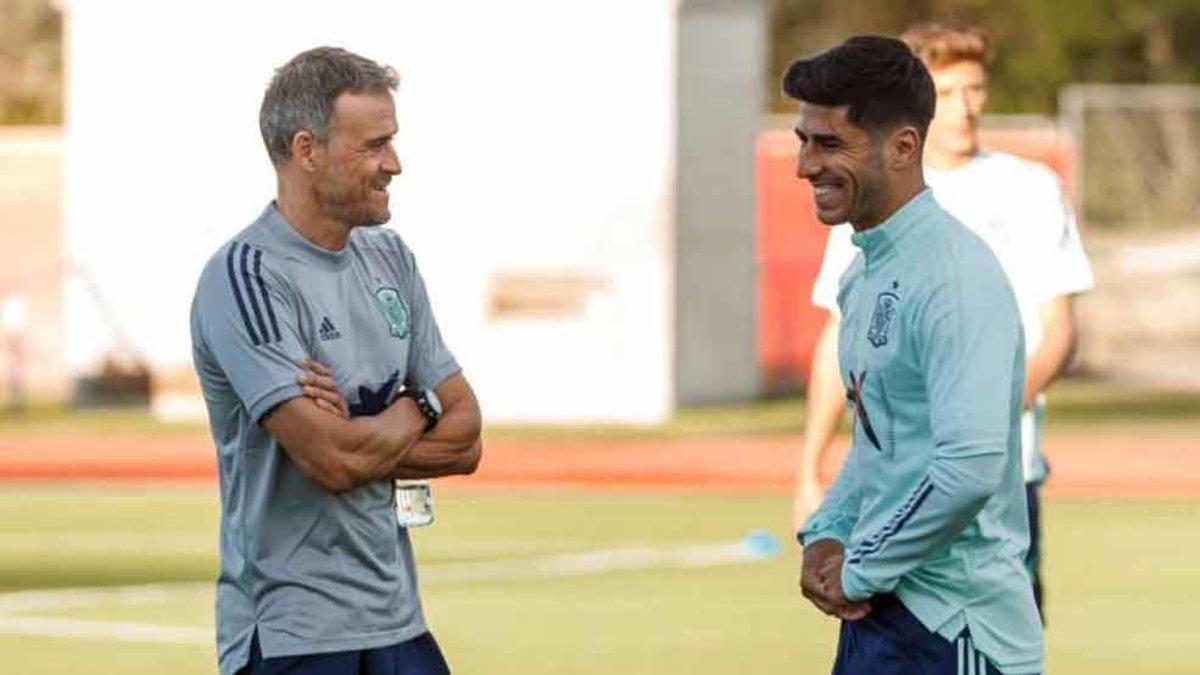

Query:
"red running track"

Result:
[[0, 433, 1197, 499]]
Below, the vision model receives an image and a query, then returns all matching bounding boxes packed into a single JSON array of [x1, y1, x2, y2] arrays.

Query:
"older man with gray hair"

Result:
[[190, 46, 482, 675]]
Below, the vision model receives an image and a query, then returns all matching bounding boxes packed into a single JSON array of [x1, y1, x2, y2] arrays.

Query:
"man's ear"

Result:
[[291, 130, 319, 172], [887, 126, 922, 171]]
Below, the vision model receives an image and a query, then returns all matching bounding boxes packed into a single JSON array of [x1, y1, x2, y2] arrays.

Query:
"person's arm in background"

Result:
[[795, 232, 868, 619], [793, 314, 847, 530], [793, 225, 858, 532], [1023, 294, 1078, 409], [1022, 165, 1094, 410], [798, 425, 868, 620]]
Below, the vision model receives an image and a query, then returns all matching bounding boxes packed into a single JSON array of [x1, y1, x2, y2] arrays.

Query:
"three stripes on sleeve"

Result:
[[846, 475, 935, 566], [226, 241, 282, 346]]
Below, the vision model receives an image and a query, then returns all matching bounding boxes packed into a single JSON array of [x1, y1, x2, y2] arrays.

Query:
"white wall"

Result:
[[0, 128, 65, 401], [64, 0, 677, 422]]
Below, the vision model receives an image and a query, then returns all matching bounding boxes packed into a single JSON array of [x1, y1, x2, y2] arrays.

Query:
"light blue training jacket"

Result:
[[802, 189, 1043, 674]]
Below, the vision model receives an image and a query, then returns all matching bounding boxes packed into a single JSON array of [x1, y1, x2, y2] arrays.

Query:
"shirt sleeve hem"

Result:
[[798, 529, 848, 548], [247, 382, 305, 424], [1039, 278, 1094, 302], [810, 293, 840, 313], [416, 360, 462, 390], [841, 561, 873, 602]]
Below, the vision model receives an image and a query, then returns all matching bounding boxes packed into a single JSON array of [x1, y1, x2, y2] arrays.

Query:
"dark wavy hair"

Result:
[[782, 35, 935, 139]]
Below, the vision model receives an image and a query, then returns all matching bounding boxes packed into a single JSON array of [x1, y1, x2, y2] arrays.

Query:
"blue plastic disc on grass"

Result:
[[743, 529, 782, 559]]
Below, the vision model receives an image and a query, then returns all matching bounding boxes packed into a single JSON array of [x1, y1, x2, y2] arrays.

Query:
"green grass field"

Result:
[[1, 486, 1197, 674]]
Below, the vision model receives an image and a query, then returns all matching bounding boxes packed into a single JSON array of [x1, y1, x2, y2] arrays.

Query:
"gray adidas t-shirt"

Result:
[[190, 203, 460, 675]]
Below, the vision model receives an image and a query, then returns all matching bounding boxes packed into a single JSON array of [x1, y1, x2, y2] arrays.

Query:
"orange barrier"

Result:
[[756, 129, 829, 393]]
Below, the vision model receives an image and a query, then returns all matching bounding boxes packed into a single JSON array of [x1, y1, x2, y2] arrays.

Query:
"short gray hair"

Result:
[[259, 46, 399, 166]]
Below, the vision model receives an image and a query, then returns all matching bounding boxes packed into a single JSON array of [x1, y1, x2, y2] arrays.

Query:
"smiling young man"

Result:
[[190, 47, 482, 675], [793, 24, 1094, 618], [787, 36, 1042, 674]]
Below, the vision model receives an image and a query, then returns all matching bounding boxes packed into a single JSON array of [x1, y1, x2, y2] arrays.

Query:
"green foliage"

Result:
[[771, 0, 1200, 114], [7, 1, 1200, 125], [0, 0, 62, 124]]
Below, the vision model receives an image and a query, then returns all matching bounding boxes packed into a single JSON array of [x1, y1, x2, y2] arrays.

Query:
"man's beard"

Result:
[[319, 183, 380, 227], [848, 153, 889, 226]]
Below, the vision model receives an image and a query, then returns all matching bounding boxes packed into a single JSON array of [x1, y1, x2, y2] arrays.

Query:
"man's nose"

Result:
[[796, 146, 820, 180], [382, 144, 402, 175]]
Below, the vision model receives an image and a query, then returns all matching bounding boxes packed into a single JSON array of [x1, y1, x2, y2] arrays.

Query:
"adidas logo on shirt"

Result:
[[318, 317, 342, 341]]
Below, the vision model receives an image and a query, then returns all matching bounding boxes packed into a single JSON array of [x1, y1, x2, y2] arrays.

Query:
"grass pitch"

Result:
[[0, 486, 1197, 674]]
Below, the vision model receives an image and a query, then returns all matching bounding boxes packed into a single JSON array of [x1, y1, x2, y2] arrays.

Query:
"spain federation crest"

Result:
[[374, 287, 410, 339], [867, 291, 899, 348]]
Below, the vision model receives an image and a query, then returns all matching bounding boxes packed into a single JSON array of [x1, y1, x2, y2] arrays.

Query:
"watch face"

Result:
[[424, 389, 444, 417]]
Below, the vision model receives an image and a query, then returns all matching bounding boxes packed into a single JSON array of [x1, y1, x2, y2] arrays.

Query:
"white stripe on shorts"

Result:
[[956, 634, 996, 675]]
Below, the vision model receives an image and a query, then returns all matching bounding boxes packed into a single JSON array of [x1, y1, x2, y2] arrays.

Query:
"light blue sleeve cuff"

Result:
[[840, 560, 874, 603], [800, 512, 855, 548], [798, 531, 847, 549]]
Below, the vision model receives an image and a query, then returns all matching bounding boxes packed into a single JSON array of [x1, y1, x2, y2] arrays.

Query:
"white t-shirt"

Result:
[[810, 151, 1094, 482]]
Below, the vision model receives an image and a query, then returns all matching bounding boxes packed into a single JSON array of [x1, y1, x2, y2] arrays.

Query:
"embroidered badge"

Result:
[[867, 291, 899, 348], [373, 287, 410, 339]]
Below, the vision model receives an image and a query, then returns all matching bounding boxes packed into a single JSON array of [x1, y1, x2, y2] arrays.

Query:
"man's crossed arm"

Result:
[[261, 359, 482, 493]]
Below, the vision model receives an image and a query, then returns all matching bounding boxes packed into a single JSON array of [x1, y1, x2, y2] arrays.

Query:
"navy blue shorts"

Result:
[[832, 594, 1003, 675], [237, 631, 451, 675]]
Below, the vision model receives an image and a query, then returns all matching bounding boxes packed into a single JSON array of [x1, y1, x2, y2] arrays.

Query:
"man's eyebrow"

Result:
[[797, 130, 840, 144]]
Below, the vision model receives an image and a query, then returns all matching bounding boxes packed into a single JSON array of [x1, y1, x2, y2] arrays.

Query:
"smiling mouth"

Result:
[[812, 183, 844, 200]]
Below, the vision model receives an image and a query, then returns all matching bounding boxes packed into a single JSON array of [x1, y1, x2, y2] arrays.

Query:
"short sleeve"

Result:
[[192, 242, 307, 423], [401, 248, 460, 389], [811, 225, 858, 312], [1023, 167, 1095, 302]]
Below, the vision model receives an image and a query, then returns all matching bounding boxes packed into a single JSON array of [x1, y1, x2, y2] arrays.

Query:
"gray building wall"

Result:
[[675, 0, 767, 405]]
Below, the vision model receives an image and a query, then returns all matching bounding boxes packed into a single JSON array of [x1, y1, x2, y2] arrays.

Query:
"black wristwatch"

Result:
[[405, 387, 443, 432]]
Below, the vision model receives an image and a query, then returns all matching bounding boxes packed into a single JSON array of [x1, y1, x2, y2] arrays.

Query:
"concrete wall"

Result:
[[674, 0, 766, 405], [0, 126, 65, 402]]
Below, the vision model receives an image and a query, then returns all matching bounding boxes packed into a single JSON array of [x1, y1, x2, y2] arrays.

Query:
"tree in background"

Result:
[[0, 0, 62, 125], [4, 1, 1200, 124], [770, 0, 1200, 114]]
